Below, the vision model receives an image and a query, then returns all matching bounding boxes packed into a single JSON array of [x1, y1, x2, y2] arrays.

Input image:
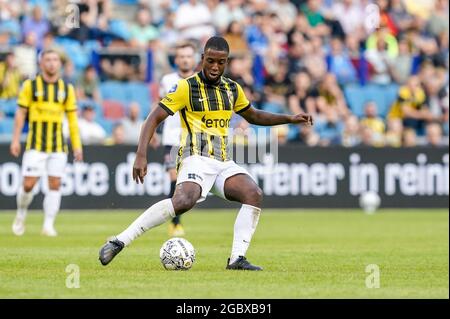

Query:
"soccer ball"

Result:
[[159, 237, 196, 270], [359, 191, 381, 214]]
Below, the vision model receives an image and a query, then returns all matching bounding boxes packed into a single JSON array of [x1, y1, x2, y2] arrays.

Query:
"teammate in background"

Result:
[[99, 37, 313, 270], [10, 48, 83, 237], [160, 42, 197, 237]]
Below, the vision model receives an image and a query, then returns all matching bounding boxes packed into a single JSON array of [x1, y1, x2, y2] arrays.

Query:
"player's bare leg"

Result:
[[41, 176, 62, 237], [13, 176, 38, 236], [223, 174, 263, 271], [99, 182, 201, 265]]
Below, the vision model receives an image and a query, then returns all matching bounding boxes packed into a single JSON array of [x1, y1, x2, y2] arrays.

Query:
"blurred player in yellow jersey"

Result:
[[160, 42, 197, 237], [10, 48, 83, 237]]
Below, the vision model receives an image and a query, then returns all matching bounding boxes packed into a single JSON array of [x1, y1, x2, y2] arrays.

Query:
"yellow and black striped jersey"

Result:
[[17, 74, 82, 153], [0, 62, 21, 99], [159, 72, 251, 162]]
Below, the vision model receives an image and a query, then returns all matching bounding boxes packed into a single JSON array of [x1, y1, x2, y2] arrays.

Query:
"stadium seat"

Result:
[[56, 37, 90, 70], [102, 100, 125, 120], [0, 99, 17, 117], [100, 81, 128, 104], [0, 117, 14, 134], [344, 84, 399, 118], [126, 82, 151, 117], [109, 19, 131, 41]]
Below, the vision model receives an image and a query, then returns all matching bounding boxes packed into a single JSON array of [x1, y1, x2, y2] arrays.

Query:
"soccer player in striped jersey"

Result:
[[10, 48, 83, 237], [99, 37, 313, 270]]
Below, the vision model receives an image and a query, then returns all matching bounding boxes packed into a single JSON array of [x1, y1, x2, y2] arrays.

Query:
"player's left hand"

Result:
[[291, 113, 313, 126], [133, 154, 147, 184], [73, 149, 83, 162]]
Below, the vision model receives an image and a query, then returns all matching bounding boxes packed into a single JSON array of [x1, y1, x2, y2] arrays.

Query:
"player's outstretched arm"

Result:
[[133, 106, 169, 184], [238, 105, 314, 126], [10, 107, 27, 157]]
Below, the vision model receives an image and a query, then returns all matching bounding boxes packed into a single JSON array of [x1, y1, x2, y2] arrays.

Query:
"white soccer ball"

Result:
[[160, 237, 196, 270], [359, 191, 381, 214]]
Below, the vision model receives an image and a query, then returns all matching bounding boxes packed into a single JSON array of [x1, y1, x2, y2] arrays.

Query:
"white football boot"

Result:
[[12, 217, 26, 236]]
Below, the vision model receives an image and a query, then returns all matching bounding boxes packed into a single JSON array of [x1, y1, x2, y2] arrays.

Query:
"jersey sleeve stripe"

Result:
[[235, 103, 251, 114], [159, 102, 174, 115], [18, 104, 28, 109]]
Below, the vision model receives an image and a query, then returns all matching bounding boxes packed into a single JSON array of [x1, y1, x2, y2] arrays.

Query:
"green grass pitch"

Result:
[[0, 209, 448, 298]]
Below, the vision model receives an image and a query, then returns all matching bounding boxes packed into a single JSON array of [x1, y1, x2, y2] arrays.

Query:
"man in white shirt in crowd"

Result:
[[77, 104, 106, 145], [121, 102, 143, 145]]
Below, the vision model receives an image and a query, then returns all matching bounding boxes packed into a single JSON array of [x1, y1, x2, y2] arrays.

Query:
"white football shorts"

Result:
[[176, 155, 251, 202], [21, 150, 68, 178]]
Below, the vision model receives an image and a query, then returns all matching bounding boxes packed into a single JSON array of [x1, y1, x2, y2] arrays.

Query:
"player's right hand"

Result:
[[10, 141, 21, 158], [133, 154, 148, 184]]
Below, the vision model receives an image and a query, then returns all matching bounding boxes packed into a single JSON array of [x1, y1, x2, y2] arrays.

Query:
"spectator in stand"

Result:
[[402, 127, 417, 147], [300, 0, 330, 38], [390, 0, 415, 34], [326, 37, 358, 85], [425, 122, 447, 147], [76, 104, 107, 145], [130, 8, 159, 48], [270, 0, 298, 32], [174, 0, 214, 43], [341, 115, 361, 147], [290, 124, 320, 146], [263, 58, 291, 114], [384, 118, 403, 147], [359, 125, 375, 147], [212, 0, 246, 35], [0, 52, 22, 100], [226, 55, 258, 104], [345, 33, 369, 85], [158, 11, 179, 49], [366, 26, 399, 58], [13, 32, 37, 78], [315, 110, 343, 146], [360, 101, 385, 146], [365, 38, 393, 85], [288, 71, 319, 116], [105, 123, 126, 146], [375, 0, 400, 36], [388, 75, 433, 135], [223, 21, 249, 57], [389, 38, 415, 84], [426, 0, 449, 39], [423, 77, 449, 128], [0, 0, 21, 45], [76, 65, 101, 105], [316, 73, 349, 118], [121, 102, 143, 145], [329, 0, 365, 39], [62, 58, 77, 85], [21, 5, 49, 50], [41, 31, 60, 51], [245, 11, 270, 57]]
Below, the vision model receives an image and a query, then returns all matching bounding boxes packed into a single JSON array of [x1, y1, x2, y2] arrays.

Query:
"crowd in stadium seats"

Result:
[[0, 0, 448, 147]]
